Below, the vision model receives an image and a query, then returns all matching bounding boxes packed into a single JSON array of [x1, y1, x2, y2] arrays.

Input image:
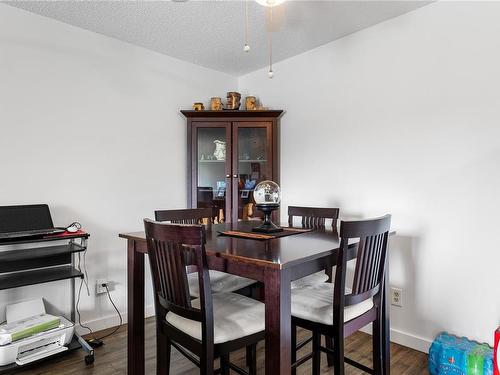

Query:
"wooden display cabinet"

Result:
[[182, 110, 283, 223]]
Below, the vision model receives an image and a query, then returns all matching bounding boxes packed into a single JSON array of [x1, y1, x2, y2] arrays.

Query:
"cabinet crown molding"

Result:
[[181, 110, 284, 119]]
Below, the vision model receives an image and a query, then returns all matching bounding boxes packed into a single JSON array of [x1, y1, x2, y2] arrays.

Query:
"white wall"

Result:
[[0, 4, 236, 329], [2, 0, 499, 353], [239, 1, 500, 350]]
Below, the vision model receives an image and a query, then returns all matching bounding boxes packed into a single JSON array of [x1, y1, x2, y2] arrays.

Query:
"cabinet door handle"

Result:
[[233, 174, 238, 178], [226, 174, 231, 178]]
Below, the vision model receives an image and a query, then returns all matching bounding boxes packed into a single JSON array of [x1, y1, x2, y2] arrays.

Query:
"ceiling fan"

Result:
[[173, 0, 286, 78]]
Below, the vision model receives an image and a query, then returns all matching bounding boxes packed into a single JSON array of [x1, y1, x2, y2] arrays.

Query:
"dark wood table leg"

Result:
[[128, 239, 145, 375], [264, 268, 291, 375], [381, 258, 390, 375]]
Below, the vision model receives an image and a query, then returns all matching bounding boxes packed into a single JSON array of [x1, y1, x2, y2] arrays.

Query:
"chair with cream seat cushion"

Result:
[[166, 292, 264, 344], [155, 208, 258, 298], [290, 272, 329, 289], [290, 215, 392, 375], [187, 270, 257, 298], [288, 206, 339, 289], [291, 284, 373, 325], [144, 219, 264, 375]]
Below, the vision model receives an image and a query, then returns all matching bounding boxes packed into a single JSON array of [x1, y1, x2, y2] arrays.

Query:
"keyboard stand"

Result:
[[0, 232, 94, 372]]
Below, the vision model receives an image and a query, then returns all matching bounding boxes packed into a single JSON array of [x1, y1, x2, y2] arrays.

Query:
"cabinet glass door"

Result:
[[194, 122, 231, 223], [232, 122, 273, 222]]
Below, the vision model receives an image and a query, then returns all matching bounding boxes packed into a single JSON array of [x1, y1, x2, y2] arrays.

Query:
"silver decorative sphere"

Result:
[[253, 180, 281, 205]]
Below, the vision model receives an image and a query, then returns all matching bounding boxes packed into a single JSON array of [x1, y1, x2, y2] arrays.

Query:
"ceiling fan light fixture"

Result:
[[256, 0, 286, 7]]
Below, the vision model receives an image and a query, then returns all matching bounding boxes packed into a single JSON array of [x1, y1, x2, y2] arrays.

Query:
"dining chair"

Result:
[[287, 206, 340, 289], [154, 208, 257, 298], [144, 219, 265, 375], [155, 207, 214, 225], [290, 215, 391, 375], [196, 188, 223, 223]]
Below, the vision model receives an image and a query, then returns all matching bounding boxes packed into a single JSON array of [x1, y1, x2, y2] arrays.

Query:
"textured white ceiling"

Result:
[[4, 1, 430, 76]]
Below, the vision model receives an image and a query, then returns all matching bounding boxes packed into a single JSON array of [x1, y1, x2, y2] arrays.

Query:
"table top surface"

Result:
[[120, 221, 346, 269]]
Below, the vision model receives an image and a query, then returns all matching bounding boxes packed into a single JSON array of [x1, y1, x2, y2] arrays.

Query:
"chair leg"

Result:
[[156, 330, 170, 375], [248, 344, 257, 375], [312, 331, 321, 375], [246, 345, 252, 368], [220, 353, 230, 375], [246, 342, 258, 370], [373, 313, 383, 375], [200, 343, 215, 375], [291, 324, 297, 375], [325, 335, 334, 367], [332, 332, 345, 375]]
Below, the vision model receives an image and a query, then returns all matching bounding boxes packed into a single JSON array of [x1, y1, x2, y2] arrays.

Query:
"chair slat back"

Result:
[[155, 208, 214, 225], [352, 233, 386, 295], [144, 219, 210, 321], [288, 206, 339, 228], [337, 215, 391, 307], [154, 208, 213, 270]]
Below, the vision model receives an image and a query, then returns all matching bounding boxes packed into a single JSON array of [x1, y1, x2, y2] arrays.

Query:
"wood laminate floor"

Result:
[[17, 318, 428, 374]]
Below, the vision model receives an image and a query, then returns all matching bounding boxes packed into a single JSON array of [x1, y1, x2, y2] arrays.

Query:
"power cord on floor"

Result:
[[95, 285, 123, 341], [75, 250, 123, 348]]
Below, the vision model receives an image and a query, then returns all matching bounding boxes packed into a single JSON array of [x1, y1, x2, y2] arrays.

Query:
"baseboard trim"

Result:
[[391, 328, 432, 353], [77, 307, 432, 354], [360, 325, 431, 353]]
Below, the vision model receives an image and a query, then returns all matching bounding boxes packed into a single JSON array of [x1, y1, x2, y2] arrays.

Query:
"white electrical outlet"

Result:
[[390, 287, 403, 307], [96, 279, 109, 295]]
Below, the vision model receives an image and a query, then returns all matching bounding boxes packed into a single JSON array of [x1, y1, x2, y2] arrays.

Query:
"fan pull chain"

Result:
[[244, 0, 250, 52], [268, 6, 274, 78]]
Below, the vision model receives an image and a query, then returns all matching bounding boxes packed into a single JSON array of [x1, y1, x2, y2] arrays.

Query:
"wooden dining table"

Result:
[[120, 221, 390, 375]]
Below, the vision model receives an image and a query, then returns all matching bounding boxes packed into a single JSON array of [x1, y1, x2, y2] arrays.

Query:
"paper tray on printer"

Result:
[[0, 336, 82, 374], [0, 317, 74, 367]]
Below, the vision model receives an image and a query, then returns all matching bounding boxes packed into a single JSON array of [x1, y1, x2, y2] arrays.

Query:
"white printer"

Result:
[[0, 299, 75, 366]]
